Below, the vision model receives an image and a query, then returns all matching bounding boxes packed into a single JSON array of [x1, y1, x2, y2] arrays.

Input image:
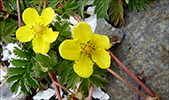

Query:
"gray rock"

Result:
[[104, 0, 169, 100], [95, 18, 124, 46]]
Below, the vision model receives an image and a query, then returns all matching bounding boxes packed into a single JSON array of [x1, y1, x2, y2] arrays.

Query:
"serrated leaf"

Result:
[[35, 53, 51, 67], [61, 1, 67, 9], [4, 24, 17, 36], [93, 65, 107, 76], [49, 0, 62, 8], [89, 75, 108, 87], [21, 80, 30, 95], [66, 10, 74, 16], [49, 50, 57, 67], [13, 47, 31, 59], [26, 73, 39, 88], [58, 60, 71, 84], [11, 59, 31, 67], [67, 69, 78, 88], [74, 0, 88, 19], [128, 0, 156, 11], [61, 31, 71, 36], [109, 0, 124, 27], [56, 8, 64, 14], [23, 79, 32, 94], [93, 0, 109, 20], [80, 78, 89, 97], [7, 74, 23, 84], [10, 80, 20, 94], [8, 67, 27, 75]]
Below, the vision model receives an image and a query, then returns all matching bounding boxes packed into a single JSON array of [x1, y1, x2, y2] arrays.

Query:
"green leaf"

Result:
[[13, 47, 32, 59], [26, 73, 39, 88], [80, 78, 89, 97], [67, 69, 78, 88], [11, 59, 31, 67], [21, 80, 30, 95], [66, 10, 74, 16], [4, 24, 17, 36], [35, 53, 51, 67], [7, 74, 23, 84], [24, 79, 32, 94], [74, 0, 88, 19], [128, 0, 156, 11], [49, 50, 57, 67], [109, 0, 124, 27], [93, 65, 107, 76], [49, 0, 62, 8], [8, 67, 27, 75], [93, 0, 109, 20], [61, 1, 67, 9], [10, 80, 20, 94], [89, 75, 108, 87], [58, 60, 71, 84], [56, 8, 64, 14], [61, 31, 71, 36]]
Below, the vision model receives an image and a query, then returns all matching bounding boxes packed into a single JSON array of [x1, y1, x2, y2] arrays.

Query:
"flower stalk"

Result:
[[106, 68, 157, 100], [88, 84, 93, 100], [16, 0, 21, 27], [107, 50, 155, 96], [48, 72, 62, 100], [48, 72, 75, 95]]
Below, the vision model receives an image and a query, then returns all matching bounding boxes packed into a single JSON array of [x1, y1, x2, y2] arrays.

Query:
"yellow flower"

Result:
[[16, 7, 59, 54], [59, 22, 112, 78]]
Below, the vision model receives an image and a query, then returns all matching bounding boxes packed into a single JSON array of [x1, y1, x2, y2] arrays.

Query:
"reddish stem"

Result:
[[48, 72, 75, 95], [107, 50, 155, 96], [43, 0, 46, 10], [0, 63, 5, 72], [48, 72, 62, 100], [88, 84, 93, 100], [16, 0, 21, 27], [137, 84, 141, 100], [74, 14, 81, 22]]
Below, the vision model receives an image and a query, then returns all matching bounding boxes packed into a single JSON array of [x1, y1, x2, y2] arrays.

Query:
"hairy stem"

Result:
[[107, 68, 148, 98], [74, 14, 81, 22], [43, 0, 46, 10], [48, 72, 61, 100], [107, 50, 155, 96], [88, 84, 93, 100], [16, 0, 21, 27], [48, 72, 75, 95]]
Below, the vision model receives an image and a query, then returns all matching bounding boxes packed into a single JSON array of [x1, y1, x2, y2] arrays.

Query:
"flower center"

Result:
[[32, 23, 44, 35], [81, 43, 94, 55]]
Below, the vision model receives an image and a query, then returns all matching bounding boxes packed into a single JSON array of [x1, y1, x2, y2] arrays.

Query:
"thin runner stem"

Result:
[[48, 72, 75, 95], [107, 68, 150, 98], [107, 50, 155, 96], [88, 84, 93, 100], [48, 72, 62, 100]]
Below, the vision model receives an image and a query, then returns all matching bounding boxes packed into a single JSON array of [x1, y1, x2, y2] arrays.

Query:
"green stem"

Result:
[[60, 9, 67, 20], [107, 50, 155, 96]]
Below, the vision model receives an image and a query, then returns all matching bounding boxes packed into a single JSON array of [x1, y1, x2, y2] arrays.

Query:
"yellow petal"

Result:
[[92, 48, 111, 69], [32, 36, 50, 54], [41, 7, 55, 26], [22, 8, 40, 26], [42, 28, 59, 43], [16, 26, 34, 42], [72, 22, 93, 43], [73, 55, 93, 78], [92, 34, 112, 49], [59, 40, 81, 60]]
